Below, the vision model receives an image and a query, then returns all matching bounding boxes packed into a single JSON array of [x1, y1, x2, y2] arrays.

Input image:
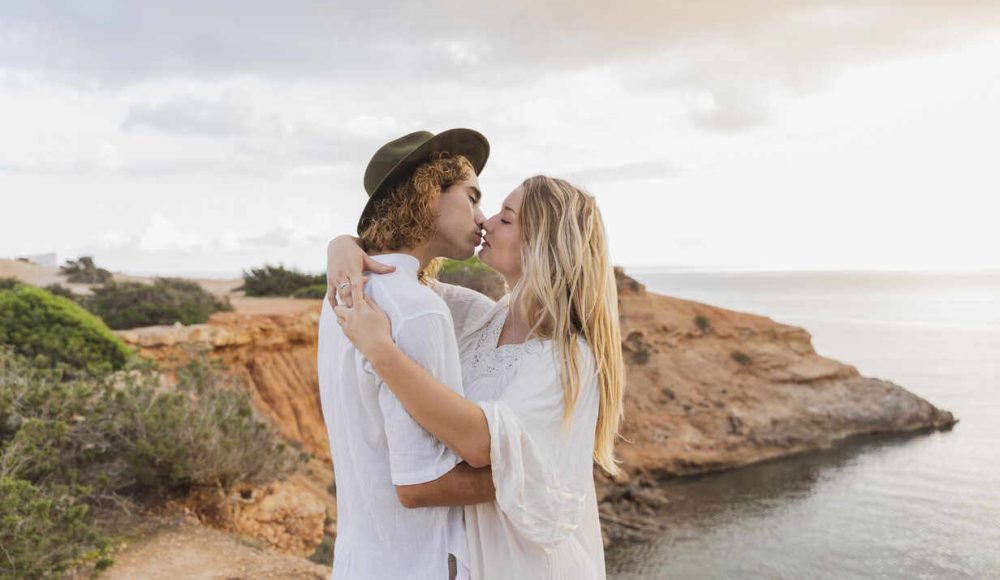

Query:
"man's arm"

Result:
[[396, 462, 496, 509]]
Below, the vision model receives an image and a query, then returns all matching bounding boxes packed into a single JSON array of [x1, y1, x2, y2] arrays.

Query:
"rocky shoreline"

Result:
[[114, 268, 958, 553]]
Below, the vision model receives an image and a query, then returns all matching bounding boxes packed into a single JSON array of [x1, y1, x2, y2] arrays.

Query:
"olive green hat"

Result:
[[358, 128, 490, 234]]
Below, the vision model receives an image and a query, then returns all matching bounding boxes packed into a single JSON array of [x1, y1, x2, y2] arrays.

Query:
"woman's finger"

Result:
[[363, 292, 384, 315], [349, 274, 366, 309], [336, 280, 353, 308], [362, 255, 396, 275]]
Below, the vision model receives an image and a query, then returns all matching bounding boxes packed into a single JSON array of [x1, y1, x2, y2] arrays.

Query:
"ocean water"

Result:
[[606, 270, 1000, 580]]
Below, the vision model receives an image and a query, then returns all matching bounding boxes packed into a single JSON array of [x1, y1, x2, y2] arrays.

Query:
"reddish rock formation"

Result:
[[115, 270, 957, 545], [118, 311, 331, 462], [610, 267, 955, 480]]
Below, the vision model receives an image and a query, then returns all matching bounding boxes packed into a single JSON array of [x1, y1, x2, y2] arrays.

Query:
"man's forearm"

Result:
[[396, 462, 495, 508]]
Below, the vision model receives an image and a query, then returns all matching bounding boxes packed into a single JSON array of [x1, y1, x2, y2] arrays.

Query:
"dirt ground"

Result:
[[94, 517, 331, 580]]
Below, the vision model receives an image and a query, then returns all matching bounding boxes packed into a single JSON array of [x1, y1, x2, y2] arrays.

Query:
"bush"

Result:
[[84, 278, 233, 330], [0, 478, 113, 579], [240, 264, 324, 297], [0, 346, 303, 576], [624, 331, 651, 364], [694, 315, 711, 333], [60, 256, 112, 284], [731, 351, 753, 366], [0, 284, 132, 374], [291, 284, 328, 300], [0, 346, 303, 497], [0, 278, 20, 291], [43, 282, 81, 302], [435, 257, 506, 300]]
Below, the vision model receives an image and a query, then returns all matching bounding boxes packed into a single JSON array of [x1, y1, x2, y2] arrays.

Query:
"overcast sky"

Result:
[[2, 1, 999, 276]]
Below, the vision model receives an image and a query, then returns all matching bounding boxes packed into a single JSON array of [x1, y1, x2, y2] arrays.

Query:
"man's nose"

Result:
[[475, 208, 487, 228]]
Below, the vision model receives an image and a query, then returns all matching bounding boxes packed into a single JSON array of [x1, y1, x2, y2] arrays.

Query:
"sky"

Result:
[[2, 0, 999, 276]]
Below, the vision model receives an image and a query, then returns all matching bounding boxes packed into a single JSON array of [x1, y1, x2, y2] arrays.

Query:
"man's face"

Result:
[[432, 173, 486, 260]]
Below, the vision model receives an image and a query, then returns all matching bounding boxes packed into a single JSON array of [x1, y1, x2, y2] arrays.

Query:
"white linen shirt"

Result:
[[318, 254, 469, 580]]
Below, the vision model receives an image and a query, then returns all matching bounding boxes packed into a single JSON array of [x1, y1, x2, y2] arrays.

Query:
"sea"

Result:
[[605, 269, 1000, 580]]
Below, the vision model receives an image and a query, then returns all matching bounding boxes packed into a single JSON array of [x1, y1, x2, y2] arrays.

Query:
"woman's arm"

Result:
[[333, 283, 492, 468], [325, 235, 395, 307]]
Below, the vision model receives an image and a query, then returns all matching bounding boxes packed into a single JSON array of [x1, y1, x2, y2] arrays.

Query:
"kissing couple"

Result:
[[319, 128, 625, 579]]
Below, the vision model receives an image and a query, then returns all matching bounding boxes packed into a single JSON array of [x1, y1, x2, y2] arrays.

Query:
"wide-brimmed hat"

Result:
[[358, 128, 490, 234]]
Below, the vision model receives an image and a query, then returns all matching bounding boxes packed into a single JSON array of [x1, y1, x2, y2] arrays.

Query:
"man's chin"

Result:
[[443, 246, 476, 261]]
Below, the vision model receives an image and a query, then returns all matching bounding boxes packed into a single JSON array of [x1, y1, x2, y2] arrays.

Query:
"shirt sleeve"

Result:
[[374, 311, 466, 486], [477, 340, 600, 552], [428, 281, 499, 343]]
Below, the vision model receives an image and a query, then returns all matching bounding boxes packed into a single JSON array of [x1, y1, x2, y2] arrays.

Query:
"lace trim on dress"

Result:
[[470, 308, 544, 375]]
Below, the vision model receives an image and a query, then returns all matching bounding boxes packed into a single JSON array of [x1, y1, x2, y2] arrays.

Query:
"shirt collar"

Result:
[[370, 252, 421, 275]]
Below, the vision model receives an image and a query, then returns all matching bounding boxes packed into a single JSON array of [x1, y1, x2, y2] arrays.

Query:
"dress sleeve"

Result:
[[476, 341, 600, 552], [373, 312, 464, 485], [428, 281, 499, 343]]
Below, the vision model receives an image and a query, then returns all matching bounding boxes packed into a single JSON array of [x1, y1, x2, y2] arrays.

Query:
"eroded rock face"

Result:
[[118, 311, 332, 462], [118, 273, 958, 546], [183, 479, 327, 557], [610, 267, 955, 480]]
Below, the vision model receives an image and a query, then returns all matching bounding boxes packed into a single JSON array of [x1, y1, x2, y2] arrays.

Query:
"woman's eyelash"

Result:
[[500, 219, 511, 224]]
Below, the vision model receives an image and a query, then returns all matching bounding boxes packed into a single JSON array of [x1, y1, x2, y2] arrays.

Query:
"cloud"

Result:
[[122, 94, 254, 136], [563, 159, 677, 185], [103, 212, 333, 256], [3, 1, 998, 138], [138, 212, 206, 252]]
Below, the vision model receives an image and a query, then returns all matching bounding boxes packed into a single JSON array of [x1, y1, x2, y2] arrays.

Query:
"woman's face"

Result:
[[479, 186, 524, 282]]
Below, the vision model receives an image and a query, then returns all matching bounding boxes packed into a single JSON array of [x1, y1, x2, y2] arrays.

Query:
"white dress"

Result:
[[433, 282, 607, 580]]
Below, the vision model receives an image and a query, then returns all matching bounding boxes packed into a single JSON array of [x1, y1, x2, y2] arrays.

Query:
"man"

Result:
[[317, 129, 496, 580]]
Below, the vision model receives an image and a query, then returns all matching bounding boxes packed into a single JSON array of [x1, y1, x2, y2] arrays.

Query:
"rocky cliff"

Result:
[[115, 269, 957, 546]]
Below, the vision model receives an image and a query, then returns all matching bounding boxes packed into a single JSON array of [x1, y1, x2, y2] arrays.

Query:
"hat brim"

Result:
[[357, 128, 490, 235]]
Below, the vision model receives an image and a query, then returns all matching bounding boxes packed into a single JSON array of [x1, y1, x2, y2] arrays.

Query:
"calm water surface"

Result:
[[606, 270, 1000, 579]]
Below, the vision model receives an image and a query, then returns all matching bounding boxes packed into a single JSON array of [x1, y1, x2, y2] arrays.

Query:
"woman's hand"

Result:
[[332, 280, 395, 362], [326, 235, 395, 308]]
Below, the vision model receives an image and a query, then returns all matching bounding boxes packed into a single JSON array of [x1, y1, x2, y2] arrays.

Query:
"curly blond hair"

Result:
[[359, 153, 474, 257]]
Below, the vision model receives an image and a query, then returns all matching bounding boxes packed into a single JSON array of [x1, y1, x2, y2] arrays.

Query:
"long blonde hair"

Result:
[[512, 175, 625, 476]]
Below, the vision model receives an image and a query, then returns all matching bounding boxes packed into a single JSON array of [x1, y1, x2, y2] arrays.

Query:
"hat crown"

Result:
[[356, 127, 489, 235], [363, 131, 434, 196]]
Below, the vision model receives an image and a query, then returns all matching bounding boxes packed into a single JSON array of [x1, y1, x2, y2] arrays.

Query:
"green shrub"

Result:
[[0, 477, 113, 579], [43, 282, 81, 302], [59, 256, 112, 284], [291, 284, 328, 300], [0, 346, 303, 497], [694, 315, 711, 333], [435, 257, 506, 300], [0, 278, 20, 291], [240, 264, 324, 297], [84, 278, 233, 330], [0, 284, 132, 374], [624, 331, 651, 364], [0, 344, 303, 577]]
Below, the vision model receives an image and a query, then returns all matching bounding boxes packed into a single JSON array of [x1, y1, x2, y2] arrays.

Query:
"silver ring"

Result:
[[338, 281, 351, 290]]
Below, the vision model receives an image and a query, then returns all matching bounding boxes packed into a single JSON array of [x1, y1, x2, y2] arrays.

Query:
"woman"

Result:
[[330, 175, 624, 579]]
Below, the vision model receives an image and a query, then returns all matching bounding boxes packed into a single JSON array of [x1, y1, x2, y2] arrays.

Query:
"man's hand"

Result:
[[396, 462, 496, 508]]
